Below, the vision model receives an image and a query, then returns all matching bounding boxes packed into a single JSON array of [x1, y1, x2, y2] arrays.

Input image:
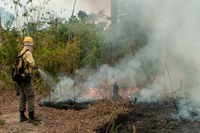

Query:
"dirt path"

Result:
[[0, 91, 44, 133], [0, 112, 44, 133]]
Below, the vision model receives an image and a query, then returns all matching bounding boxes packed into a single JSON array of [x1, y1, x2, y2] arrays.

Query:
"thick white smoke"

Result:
[[83, 0, 200, 118], [131, 0, 200, 106]]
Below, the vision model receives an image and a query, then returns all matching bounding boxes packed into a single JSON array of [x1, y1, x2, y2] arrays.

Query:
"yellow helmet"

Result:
[[23, 36, 33, 43]]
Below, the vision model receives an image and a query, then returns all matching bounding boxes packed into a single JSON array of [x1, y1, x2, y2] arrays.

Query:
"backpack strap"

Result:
[[17, 49, 29, 58]]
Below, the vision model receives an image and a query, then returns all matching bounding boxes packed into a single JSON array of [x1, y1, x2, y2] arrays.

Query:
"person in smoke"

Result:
[[16, 36, 40, 123]]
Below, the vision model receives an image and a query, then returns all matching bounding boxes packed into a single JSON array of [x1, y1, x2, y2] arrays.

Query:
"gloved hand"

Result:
[[33, 66, 39, 70]]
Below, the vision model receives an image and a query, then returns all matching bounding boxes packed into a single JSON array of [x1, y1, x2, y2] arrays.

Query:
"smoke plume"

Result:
[[42, 0, 200, 119], [83, 0, 200, 118]]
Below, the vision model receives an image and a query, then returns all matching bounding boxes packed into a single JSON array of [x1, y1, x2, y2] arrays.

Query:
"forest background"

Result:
[[0, 0, 146, 92]]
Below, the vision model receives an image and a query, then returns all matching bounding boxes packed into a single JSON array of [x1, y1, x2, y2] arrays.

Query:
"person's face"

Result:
[[29, 45, 34, 52]]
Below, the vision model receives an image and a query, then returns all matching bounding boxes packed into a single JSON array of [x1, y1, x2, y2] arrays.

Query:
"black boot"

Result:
[[20, 111, 28, 122], [28, 111, 41, 123]]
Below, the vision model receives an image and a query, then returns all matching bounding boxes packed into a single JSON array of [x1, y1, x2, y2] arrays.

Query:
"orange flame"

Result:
[[81, 81, 140, 100]]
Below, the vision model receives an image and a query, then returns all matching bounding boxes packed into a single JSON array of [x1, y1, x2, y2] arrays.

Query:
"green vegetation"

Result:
[[0, 0, 147, 91], [0, 119, 5, 126], [108, 111, 122, 133]]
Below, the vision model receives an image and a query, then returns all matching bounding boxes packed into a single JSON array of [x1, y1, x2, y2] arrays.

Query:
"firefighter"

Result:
[[17, 36, 39, 123]]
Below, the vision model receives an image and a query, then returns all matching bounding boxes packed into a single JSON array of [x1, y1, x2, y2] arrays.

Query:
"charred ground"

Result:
[[114, 102, 200, 133], [0, 91, 200, 133]]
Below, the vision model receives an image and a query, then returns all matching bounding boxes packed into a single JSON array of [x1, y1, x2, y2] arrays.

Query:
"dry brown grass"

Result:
[[38, 99, 134, 133], [0, 90, 134, 133]]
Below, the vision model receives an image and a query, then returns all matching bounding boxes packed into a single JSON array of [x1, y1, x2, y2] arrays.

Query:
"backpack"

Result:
[[12, 49, 31, 83]]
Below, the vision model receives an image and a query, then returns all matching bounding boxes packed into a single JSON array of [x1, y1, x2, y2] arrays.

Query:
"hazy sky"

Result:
[[48, 0, 111, 18], [0, 0, 111, 18]]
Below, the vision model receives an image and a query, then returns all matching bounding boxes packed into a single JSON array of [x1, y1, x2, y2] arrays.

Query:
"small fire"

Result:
[[80, 80, 141, 100], [119, 84, 139, 99], [81, 87, 112, 100], [80, 80, 113, 100], [79, 76, 161, 100], [84, 87, 100, 99]]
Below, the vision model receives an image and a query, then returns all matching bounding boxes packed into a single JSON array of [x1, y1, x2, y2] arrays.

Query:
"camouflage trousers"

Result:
[[18, 81, 35, 112]]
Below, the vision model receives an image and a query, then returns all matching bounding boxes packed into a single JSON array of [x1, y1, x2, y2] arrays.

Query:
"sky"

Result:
[[0, 0, 111, 23], [48, 0, 111, 18], [0, 2, 13, 24]]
